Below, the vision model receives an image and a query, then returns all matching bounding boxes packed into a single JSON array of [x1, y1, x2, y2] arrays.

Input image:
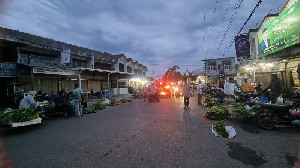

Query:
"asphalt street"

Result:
[[0, 96, 300, 168]]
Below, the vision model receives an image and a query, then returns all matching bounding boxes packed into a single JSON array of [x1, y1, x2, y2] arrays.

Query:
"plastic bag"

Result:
[[276, 96, 283, 105]]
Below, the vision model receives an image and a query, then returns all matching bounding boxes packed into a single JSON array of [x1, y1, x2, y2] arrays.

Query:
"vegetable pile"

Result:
[[202, 95, 217, 108], [205, 104, 230, 120], [213, 121, 229, 138], [84, 102, 107, 114], [0, 108, 39, 124], [230, 103, 258, 117]]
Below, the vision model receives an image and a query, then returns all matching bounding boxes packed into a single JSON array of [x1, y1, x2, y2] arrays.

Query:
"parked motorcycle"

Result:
[[255, 102, 300, 130], [148, 93, 160, 103], [88, 90, 102, 99]]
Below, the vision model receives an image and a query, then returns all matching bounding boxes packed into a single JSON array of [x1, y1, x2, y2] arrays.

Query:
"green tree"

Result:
[[162, 66, 182, 82]]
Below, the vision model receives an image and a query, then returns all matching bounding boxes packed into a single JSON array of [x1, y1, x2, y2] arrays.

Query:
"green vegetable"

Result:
[[0, 108, 38, 124], [250, 104, 261, 114], [205, 104, 230, 120], [231, 103, 252, 117], [110, 99, 116, 106], [213, 121, 229, 138], [83, 102, 107, 114], [202, 95, 216, 108], [120, 98, 128, 103]]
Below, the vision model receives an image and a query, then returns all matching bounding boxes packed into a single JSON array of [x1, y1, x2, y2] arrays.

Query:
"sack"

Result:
[[102, 98, 110, 105], [276, 96, 283, 105]]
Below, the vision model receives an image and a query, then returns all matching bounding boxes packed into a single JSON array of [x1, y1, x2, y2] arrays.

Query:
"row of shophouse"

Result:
[[0, 27, 147, 106], [204, 0, 300, 89]]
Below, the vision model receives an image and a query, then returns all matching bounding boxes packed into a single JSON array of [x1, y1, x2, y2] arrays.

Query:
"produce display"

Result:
[[84, 102, 107, 114], [0, 108, 39, 125], [202, 95, 217, 108], [213, 121, 229, 138], [231, 103, 255, 117], [205, 104, 230, 120], [120, 98, 128, 103]]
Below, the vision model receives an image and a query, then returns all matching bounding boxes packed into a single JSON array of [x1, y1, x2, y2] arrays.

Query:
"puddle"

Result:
[[285, 154, 297, 166], [227, 142, 267, 167], [241, 125, 261, 134]]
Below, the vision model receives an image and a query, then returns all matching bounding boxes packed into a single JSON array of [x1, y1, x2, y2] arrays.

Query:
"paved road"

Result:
[[1, 96, 300, 168]]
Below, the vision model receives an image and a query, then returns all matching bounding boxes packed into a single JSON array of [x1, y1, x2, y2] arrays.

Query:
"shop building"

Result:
[[0, 27, 147, 106], [204, 57, 236, 84], [237, 0, 300, 89]]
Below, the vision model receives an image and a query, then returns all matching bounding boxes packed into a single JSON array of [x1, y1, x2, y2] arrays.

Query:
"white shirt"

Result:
[[197, 84, 202, 94], [224, 82, 235, 95]]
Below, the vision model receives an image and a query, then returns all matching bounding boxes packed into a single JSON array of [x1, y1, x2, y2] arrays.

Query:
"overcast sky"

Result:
[[0, 0, 288, 77]]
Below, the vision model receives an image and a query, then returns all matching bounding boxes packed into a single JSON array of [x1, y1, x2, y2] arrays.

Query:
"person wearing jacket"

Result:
[[269, 74, 283, 104], [19, 91, 37, 109]]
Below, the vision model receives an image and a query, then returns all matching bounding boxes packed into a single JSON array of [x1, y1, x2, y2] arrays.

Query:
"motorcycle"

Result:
[[35, 105, 46, 119], [88, 90, 102, 99], [255, 101, 300, 130], [148, 92, 160, 103]]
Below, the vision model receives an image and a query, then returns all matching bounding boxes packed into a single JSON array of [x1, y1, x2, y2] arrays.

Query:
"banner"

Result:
[[61, 49, 71, 64], [0, 63, 17, 77], [218, 64, 224, 75], [235, 34, 250, 61], [258, 1, 300, 57]]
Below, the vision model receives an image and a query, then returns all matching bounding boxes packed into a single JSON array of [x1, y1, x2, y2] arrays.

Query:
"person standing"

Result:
[[269, 74, 283, 104], [224, 78, 236, 105], [52, 91, 70, 118], [197, 81, 203, 105], [219, 81, 224, 90], [73, 84, 83, 117], [241, 79, 250, 93], [19, 91, 37, 109], [183, 81, 191, 109]]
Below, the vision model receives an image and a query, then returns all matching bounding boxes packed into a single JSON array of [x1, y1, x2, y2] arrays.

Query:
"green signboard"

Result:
[[258, 1, 300, 57]]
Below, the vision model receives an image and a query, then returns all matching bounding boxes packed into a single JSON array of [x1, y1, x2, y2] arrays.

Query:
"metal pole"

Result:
[[253, 63, 256, 86], [108, 72, 111, 97], [78, 74, 81, 88]]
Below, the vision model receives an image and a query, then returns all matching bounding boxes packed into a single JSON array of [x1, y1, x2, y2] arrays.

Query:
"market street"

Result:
[[1, 96, 300, 168]]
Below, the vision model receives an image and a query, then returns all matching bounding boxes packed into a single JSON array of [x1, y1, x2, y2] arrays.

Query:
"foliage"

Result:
[[120, 98, 128, 103], [250, 104, 261, 114], [213, 121, 229, 138], [42, 102, 55, 113], [202, 95, 218, 108], [162, 66, 182, 82], [231, 103, 252, 117], [0, 108, 38, 124], [42, 102, 55, 108], [68, 101, 75, 108], [205, 104, 230, 120], [84, 102, 107, 114], [110, 99, 116, 106]]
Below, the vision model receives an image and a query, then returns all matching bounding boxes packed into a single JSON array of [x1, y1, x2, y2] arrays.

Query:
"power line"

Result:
[[214, 0, 244, 57], [222, 0, 263, 57], [206, 0, 218, 57]]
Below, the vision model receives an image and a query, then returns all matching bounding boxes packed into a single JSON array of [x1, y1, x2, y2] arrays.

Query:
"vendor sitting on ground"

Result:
[[19, 91, 38, 109], [52, 91, 71, 117]]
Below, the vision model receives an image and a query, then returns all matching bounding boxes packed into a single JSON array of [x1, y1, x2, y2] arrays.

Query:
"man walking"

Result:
[[73, 84, 83, 117], [183, 81, 191, 109], [197, 81, 203, 105]]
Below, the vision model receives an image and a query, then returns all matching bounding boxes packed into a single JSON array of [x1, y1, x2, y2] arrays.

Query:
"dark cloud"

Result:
[[0, 0, 288, 76]]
